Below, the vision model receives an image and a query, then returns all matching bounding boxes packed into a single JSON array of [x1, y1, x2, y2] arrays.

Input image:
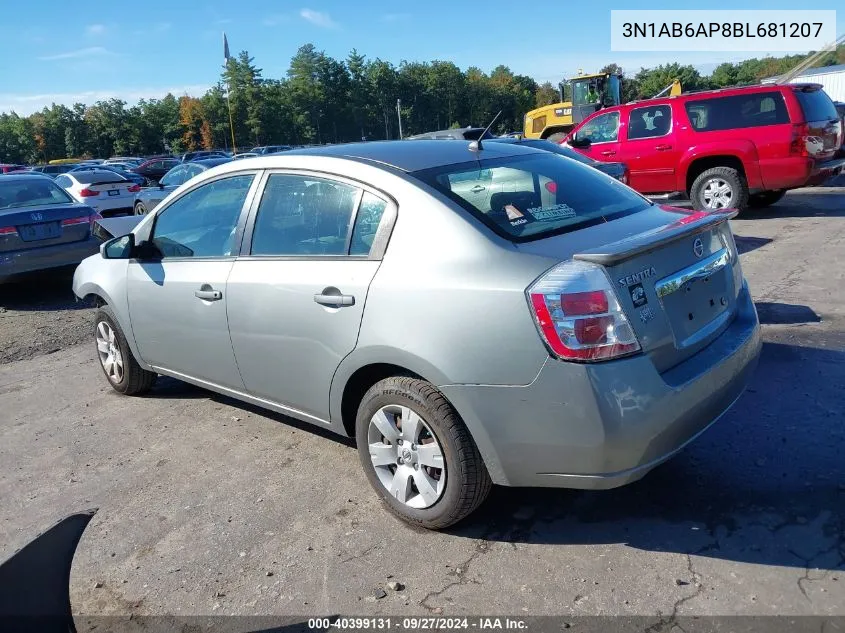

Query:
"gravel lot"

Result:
[[1, 184, 843, 623]]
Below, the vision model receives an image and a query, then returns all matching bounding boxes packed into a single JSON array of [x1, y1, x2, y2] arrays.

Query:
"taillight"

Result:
[[78, 188, 99, 197], [127, 184, 141, 193], [61, 216, 89, 226], [718, 223, 743, 292], [0, 226, 17, 236], [789, 123, 810, 157], [527, 261, 641, 362]]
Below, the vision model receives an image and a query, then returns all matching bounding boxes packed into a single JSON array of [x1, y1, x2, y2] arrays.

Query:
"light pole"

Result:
[[396, 99, 403, 139], [223, 32, 237, 154]]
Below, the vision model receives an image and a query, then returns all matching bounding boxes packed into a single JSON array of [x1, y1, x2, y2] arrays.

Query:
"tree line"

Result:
[[1, 43, 842, 164]]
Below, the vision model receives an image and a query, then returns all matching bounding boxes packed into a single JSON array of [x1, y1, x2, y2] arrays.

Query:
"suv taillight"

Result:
[[527, 261, 641, 362], [789, 123, 810, 157]]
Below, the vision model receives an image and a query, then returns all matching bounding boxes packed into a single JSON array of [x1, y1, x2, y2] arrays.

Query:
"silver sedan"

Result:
[[73, 140, 761, 528]]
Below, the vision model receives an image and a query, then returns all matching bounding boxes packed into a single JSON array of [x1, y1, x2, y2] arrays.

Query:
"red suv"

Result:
[[565, 83, 844, 210]]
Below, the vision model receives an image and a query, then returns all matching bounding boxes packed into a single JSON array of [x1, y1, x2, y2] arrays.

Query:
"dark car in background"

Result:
[[132, 157, 232, 215], [0, 174, 101, 279], [30, 164, 78, 178], [132, 158, 180, 184], [0, 164, 27, 174], [251, 145, 293, 155], [489, 137, 629, 183], [180, 150, 229, 163]]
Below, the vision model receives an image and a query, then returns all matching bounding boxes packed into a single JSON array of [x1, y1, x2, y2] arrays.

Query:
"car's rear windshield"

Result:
[[0, 178, 74, 209], [413, 153, 651, 242], [73, 170, 128, 184], [794, 88, 839, 122]]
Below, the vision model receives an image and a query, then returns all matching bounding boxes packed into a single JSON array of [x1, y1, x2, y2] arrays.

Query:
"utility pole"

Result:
[[396, 99, 403, 140]]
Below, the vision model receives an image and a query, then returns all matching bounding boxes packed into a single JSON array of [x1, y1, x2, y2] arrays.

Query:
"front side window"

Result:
[[574, 111, 620, 144], [415, 153, 650, 242], [627, 105, 672, 139], [159, 166, 187, 187], [250, 174, 360, 256], [150, 174, 254, 258], [685, 92, 789, 132]]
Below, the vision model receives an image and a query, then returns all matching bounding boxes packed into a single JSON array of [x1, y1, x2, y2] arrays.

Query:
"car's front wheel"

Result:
[[95, 305, 157, 395], [356, 376, 492, 529], [134, 202, 147, 216]]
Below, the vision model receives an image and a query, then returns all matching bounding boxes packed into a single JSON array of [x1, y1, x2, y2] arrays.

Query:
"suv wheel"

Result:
[[748, 190, 786, 208], [690, 167, 748, 211], [95, 305, 157, 395], [355, 376, 492, 529]]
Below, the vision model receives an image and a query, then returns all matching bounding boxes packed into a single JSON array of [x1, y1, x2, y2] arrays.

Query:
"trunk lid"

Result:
[[517, 206, 740, 372], [0, 203, 95, 253], [794, 86, 842, 160], [84, 180, 133, 199]]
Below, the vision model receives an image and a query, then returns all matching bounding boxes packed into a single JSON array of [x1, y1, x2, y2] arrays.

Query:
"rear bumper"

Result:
[[0, 237, 100, 278], [761, 156, 845, 190], [805, 157, 845, 186], [441, 282, 761, 488]]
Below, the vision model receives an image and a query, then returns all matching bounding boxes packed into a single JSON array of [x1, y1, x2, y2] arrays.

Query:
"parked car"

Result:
[[234, 152, 260, 160], [250, 145, 293, 155], [73, 140, 761, 528], [180, 150, 228, 163], [131, 158, 180, 184], [0, 164, 27, 174], [489, 137, 629, 183], [565, 83, 845, 210], [132, 157, 231, 215], [54, 171, 139, 217], [30, 164, 78, 178], [407, 126, 496, 140], [0, 174, 101, 279], [70, 164, 146, 188], [106, 156, 143, 165]]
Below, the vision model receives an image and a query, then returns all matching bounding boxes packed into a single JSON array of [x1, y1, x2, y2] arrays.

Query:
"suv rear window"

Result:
[[794, 88, 839, 122], [685, 92, 789, 132], [414, 153, 650, 242]]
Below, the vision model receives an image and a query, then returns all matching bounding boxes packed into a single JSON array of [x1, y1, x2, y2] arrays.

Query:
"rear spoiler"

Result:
[[574, 208, 737, 267], [90, 180, 127, 187]]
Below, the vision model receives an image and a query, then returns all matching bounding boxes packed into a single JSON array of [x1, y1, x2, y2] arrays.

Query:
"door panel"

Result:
[[227, 260, 380, 420], [127, 260, 244, 388], [617, 104, 678, 193]]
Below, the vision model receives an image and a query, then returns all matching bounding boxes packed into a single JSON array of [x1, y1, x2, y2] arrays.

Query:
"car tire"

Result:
[[134, 202, 147, 216], [94, 305, 157, 396], [356, 376, 492, 529], [747, 190, 786, 208], [690, 167, 749, 211]]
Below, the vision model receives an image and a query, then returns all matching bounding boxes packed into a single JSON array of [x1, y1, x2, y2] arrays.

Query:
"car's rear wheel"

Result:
[[747, 190, 786, 208], [95, 305, 156, 395], [355, 376, 492, 529], [690, 167, 749, 211], [134, 202, 147, 216]]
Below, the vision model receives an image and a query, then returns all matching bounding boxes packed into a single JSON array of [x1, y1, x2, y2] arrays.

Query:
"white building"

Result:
[[762, 64, 845, 102]]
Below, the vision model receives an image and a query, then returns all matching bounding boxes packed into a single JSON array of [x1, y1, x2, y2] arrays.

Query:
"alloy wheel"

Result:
[[701, 178, 733, 209], [96, 321, 124, 383], [367, 404, 446, 509]]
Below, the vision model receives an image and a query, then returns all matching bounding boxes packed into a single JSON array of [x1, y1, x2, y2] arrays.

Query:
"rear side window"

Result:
[[794, 89, 838, 122], [415, 153, 650, 242], [627, 105, 672, 139], [685, 92, 789, 132]]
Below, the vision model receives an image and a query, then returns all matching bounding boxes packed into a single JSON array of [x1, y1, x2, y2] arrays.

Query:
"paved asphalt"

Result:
[[0, 187, 843, 622]]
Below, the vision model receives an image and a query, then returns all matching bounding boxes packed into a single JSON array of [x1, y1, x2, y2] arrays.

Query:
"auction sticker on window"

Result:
[[527, 203, 577, 222]]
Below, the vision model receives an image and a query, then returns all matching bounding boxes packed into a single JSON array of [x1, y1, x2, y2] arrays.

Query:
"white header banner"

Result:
[[610, 10, 837, 52]]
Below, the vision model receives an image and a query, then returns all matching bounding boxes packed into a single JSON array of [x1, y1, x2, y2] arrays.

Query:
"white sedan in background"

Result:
[[54, 170, 139, 217]]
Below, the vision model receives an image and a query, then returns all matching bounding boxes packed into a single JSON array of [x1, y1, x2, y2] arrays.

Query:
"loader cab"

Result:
[[571, 74, 621, 124]]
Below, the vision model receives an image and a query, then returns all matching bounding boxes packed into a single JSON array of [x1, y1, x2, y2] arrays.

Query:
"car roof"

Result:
[[67, 169, 126, 180], [192, 157, 232, 168], [283, 140, 542, 172], [0, 172, 55, 182]]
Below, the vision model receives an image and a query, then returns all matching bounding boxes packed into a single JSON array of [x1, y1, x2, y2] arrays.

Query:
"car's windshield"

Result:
[[414, 153, 650, 241], [0, 178, 74, 209]]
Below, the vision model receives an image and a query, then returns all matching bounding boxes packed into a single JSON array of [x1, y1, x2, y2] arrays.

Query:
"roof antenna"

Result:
[[468, 110, 502, 153]]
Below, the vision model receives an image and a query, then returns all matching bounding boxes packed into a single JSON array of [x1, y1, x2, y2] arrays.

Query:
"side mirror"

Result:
[[569, 136, 592, 149], [100, 233, 135, 259], [158, 182, 165, 189]]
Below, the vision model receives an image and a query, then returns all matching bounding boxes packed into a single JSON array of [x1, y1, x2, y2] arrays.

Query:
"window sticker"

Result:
[[526, 203, 577, 222]]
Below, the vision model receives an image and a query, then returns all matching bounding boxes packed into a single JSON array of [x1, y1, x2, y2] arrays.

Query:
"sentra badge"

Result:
[[619, 266, 657, 287]]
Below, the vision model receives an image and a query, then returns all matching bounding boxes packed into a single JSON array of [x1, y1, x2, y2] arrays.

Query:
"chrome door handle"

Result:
[[314, 293, 355, 307], [195, 289, 222, 301], [470, 185, 486, 193], [601, 150, 616, 157], [655, 144, 672, 151]]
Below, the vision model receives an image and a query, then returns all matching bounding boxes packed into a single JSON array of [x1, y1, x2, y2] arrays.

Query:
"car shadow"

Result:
[[449, 340, 845, 574], [0, 267, 89, 312], [732, 235, 772, 255], [751, 188, 845, 219], [755, 302, 821, 325]]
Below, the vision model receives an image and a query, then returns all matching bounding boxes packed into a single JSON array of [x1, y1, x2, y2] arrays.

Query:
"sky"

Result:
[[0, 0, 841, 115]]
